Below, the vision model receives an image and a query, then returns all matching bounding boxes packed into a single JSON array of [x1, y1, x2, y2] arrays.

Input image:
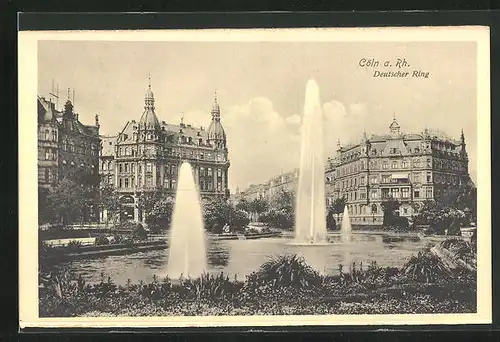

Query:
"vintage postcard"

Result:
[[19, 26, 491, 328]]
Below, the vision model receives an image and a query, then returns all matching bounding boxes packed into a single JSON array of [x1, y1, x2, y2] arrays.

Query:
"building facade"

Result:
[[37, 95, 100, 189], [99, 81, 230, 223], [237, 118, 471, 227], [327, 118, 470, 226], [235, 169, 299, 203]]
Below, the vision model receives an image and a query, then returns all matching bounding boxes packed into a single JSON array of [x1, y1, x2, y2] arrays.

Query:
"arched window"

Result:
[[371, 204, 378, 214]]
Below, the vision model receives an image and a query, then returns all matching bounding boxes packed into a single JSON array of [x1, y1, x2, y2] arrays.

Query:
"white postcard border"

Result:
[[19, 26, 491, 328]]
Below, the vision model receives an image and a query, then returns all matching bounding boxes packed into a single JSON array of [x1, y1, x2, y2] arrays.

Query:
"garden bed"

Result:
[[39, 251, 477, 317]]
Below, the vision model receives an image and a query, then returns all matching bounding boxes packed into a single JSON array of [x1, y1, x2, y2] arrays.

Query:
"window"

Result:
[[426, 173, 432, 183], [382, 189, 390, 199], [200, 167, 205, 177], [414, 173, 421, 183], [427, 158, 432, 167], [138, 177, 142, 187], [383, 162, 388, 169], [382, 175, 391, 183], [124, 163, 129, 173], [208, 168, 213, 177], [131, 163, 135, 173], [125, 178, 129, 188], [414, 190, 420, 198], [403, 208, 408, 214], [402, 161, 408, 168], [52, 130, 57, 142], [164, 177, 169, 189], [218, 169, 222, 177], [370, 190, 378, 199], [391, 188, 400, 198], [370, 176, 378, 184], [118, 178, 122, 188], [392, 161, 398, 169], [426, 188, 433, 198], [371, 204, 378, 214], [119, 163, 123, 173], [402, 188, 410, 198], [138, 164, 142, 173], [145, 176, 152, 186], [414, 159, 421, 167], [171, 179, 176, 189], [146, 163, 152, 172], [200, 152, 204, 159], [108, 175, 113, 185]]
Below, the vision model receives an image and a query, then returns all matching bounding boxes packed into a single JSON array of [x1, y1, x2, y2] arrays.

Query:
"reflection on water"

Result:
[[206, 239, 231, 268], [56, 233, 430, 285]]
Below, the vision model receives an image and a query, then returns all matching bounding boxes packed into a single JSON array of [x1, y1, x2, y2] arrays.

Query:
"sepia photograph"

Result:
[[18, 27, 491, 327]]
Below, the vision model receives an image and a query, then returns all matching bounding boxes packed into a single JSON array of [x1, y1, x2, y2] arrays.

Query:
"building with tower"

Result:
[[99, 79, 230, 223]]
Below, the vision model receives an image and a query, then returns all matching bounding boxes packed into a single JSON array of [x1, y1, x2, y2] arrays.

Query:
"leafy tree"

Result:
[[330, 197, 347, 223], [136, 192, 163, 223], [99, 183, 121, 225], [326, 207, 338, 231], [270, 190, 295, 212], [249, 197, 269, 222], [47, 177, 86, 225], [381, 197, 401, 228], [146, 197, 175, 233], [260, 190, 295, 230], [38, 186, 52, 224], [235, 198, 251, 214], [412, 200, 466, 235], [231, 209, 250, 231], [202, 197, 233, 233]]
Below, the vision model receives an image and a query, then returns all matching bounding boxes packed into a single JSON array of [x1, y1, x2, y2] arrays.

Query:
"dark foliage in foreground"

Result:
[[39, 252, 477, 317]]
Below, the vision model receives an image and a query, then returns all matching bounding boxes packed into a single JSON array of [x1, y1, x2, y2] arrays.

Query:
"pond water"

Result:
[[53, 232, 434, 285]]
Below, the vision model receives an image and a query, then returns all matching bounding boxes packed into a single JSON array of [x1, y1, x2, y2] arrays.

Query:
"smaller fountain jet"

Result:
[[341, 205, 353, 242]]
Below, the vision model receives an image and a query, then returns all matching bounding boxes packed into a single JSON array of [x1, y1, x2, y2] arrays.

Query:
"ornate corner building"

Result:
[[99, 81, 230, 223], [326, 118, 472, 227], [37, 96, 100, 188]]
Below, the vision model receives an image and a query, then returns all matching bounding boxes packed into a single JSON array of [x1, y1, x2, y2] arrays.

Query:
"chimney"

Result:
[[95, 114, 100, 127]]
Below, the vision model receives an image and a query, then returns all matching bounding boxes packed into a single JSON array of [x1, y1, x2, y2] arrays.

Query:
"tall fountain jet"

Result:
[[295, 78, 328, 244], [167, 162, 207, 279]]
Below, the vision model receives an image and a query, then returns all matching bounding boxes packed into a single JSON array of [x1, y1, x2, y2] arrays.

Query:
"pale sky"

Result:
[[38, 40, 477, 192]]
